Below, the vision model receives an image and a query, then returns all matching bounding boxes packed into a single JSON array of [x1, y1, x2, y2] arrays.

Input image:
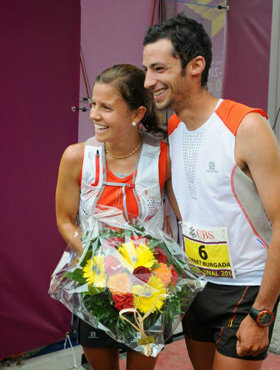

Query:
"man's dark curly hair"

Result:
[[143, 13, 212, 87]]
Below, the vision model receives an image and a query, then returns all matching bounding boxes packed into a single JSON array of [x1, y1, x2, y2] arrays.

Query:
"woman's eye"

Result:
[[104, 106, 111, 111]]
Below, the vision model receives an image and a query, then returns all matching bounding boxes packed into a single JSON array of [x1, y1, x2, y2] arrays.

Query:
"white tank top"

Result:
[[79, 132, 165, 232], [168, 99, 271, 285]]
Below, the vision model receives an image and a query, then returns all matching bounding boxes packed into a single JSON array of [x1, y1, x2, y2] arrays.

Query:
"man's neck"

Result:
[[176, 90, 219, 131]]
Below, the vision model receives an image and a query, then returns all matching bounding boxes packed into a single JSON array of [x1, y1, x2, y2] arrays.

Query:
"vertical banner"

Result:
[[176, 0, 227, 98], [222, 0, 272, 111], [78, 0, 159, 142]]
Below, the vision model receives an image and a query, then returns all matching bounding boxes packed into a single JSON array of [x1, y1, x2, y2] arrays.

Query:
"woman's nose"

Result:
[[90, 106, 101, 121]]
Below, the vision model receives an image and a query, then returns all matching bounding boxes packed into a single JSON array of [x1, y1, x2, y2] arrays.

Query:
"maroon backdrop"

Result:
[[222, 0, 272, 111], [0, 0, 80, 358]]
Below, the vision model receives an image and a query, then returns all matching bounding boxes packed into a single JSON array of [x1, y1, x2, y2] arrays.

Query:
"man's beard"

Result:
[[156, 97, 174, 112]]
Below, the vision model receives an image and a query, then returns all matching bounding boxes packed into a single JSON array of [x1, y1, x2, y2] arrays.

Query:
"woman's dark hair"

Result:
[[143, 13, 212, 87], [95, 64, 166, 138]]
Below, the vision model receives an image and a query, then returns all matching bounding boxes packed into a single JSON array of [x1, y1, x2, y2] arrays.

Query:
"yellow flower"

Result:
[[108, 272, 132, 295], [118, 242, 156, 272], [132, 275, 167, 314], [153, 263, 172, 287], [83, 255, 106, 288]]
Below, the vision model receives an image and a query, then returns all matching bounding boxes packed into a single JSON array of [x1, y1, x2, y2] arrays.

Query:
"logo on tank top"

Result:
[[88, 331, 98, 339], [143, 152, 157, 159], [206, 162, 218, 173]]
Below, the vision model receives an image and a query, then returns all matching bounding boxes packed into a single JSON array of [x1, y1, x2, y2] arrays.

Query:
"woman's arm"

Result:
[[55, 142, 85, 252]]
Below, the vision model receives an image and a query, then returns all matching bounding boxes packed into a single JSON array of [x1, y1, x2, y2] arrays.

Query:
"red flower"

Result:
[[133, 266, 151, 283], [105, 237, 125, 250], [154, 247, 168, 263], [131, 235, 148, 247], [112, 293, 134, 311], [104, 255, 123, 275], [170, 265, 178, 286]]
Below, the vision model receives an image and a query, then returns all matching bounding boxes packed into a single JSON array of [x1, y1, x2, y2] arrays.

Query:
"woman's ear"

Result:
[[135, 106, 147, 123], [188, 56, 206, 77]]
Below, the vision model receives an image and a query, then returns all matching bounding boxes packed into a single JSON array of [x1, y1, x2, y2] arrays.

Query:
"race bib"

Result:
[[181, 222, 235, 279]]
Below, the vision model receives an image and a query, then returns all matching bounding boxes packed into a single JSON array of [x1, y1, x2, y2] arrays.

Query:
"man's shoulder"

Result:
[[216, 99, 268, 135], [167, 114, 181, 136]]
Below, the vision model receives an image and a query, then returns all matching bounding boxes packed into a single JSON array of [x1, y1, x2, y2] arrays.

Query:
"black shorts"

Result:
[[77, 319, 173, 350], [182, 282, 279, 360], [77, 319, 130, 350]]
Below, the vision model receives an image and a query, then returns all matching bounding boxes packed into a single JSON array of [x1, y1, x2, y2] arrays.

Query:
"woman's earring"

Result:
[[132, 121, 137, 127]]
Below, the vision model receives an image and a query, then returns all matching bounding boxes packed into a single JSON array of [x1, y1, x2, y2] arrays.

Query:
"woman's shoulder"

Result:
[[61, 142, 86, 167]]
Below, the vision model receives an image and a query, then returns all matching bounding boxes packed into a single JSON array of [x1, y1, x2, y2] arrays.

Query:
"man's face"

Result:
[[143, 38, 188, 112]]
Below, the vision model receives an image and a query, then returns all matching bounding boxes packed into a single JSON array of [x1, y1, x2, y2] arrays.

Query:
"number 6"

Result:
[[199, 245, 208, 260]]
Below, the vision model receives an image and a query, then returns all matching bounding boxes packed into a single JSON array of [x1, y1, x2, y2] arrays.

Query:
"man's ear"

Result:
[[188, 56, 206, 77]]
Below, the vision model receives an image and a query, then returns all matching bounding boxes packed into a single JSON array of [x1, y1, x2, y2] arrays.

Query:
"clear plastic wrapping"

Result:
[[49, 207, 206, 357]]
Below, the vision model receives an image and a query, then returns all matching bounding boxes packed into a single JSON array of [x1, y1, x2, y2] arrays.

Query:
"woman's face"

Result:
[[90, 83, 137, 144]]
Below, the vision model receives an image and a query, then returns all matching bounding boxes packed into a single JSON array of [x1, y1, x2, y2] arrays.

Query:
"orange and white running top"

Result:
[[79, 132, 167, 231], [168, 99, 272, 285]]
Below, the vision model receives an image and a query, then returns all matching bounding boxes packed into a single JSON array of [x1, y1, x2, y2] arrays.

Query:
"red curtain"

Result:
[[0, 0, 80, 358]]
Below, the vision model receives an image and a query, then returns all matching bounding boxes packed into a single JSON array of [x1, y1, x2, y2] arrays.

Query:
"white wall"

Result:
[[268, 0, 280, 141]]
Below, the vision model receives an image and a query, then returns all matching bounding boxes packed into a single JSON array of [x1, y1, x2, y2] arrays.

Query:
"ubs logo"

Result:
[[189, 226, 196, 238], [189, 226, 215, 240]]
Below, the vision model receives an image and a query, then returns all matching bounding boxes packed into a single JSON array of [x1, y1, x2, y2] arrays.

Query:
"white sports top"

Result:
[[78, 132, 165, 232], [168, 99, 272, 285]]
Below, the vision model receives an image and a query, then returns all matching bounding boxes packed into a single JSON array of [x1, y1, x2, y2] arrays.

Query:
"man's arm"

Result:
[[165, 147, 182, 221], [235, 112, 280, 357]]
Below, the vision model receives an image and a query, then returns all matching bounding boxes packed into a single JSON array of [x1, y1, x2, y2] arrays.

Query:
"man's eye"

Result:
[[155, 67, 164, 71]]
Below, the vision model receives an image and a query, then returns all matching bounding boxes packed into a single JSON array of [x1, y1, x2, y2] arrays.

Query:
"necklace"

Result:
[[104, 140, 141, 159]]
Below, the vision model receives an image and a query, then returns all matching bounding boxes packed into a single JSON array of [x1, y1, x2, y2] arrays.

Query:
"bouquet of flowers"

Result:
[[49, 209, 205, 357]]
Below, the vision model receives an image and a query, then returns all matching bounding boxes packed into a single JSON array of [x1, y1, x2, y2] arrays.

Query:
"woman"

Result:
[[55, 64, 179, 370]]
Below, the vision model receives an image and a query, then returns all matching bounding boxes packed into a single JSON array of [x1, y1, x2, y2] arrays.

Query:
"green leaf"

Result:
[[88, 286, 104, 295], [65, 268, 86, 284], [64, 271, 74, 280], [79, 252, 92, 267]]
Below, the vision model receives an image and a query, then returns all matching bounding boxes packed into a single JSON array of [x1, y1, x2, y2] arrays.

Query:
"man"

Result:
[[142, 13, 280, 370]]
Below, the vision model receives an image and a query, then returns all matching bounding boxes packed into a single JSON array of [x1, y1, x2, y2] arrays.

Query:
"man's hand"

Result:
[[236, 315, 269, 357]]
